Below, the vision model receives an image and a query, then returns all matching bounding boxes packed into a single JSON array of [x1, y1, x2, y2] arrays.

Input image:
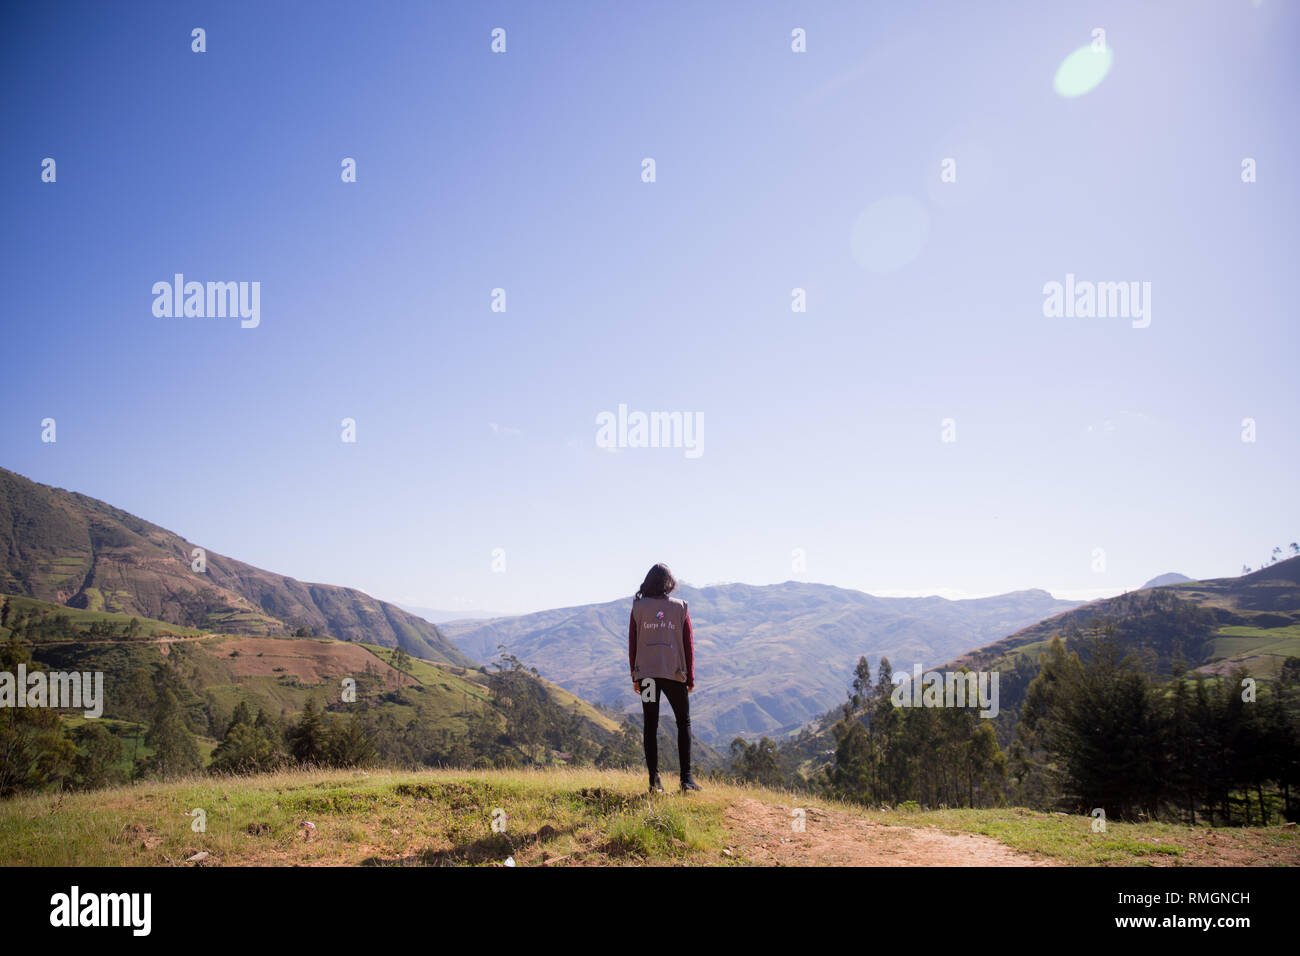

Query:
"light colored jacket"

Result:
[[629, 596, 689, 684]]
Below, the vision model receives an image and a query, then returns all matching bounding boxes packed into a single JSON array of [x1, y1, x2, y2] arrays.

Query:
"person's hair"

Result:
[[636, 563, 677, 600]]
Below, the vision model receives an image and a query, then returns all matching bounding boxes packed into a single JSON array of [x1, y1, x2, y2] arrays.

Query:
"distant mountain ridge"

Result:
[[948, 557, 1300, 679], [441, 581, 1082, 742], [777, 559, 1300, 779], [0, 467, 472, 666], [1140, 572, 1193, 589], [395, 604, 503, 625]]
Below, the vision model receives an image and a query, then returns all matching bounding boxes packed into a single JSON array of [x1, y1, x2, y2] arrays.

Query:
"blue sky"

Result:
[[2, 1, 1297, 615]]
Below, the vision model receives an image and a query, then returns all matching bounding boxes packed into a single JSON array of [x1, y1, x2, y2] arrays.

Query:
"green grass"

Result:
[[1206, 625, 1300, 677], [605, 797, 724, 859], [867, 805, 1300, 866], [0, 768, 729, 867], [361, 644, 491, 699], [59, 714, 219, 777], [951, 623, 1300, 683], [869, 807, 1187, 864], [2, 768, 1295, 867]]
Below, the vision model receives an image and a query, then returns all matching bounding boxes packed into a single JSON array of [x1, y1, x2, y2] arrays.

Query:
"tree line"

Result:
[[1014, 626, 1299, 824], [1, 633, 645, 796], [727, 620, 1300, 825]]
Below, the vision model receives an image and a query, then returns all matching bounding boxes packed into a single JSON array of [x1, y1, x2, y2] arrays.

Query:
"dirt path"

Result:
[[722, 797, 1054, 866], [26, 632, 214, 647], [26, 632, 216, 658]]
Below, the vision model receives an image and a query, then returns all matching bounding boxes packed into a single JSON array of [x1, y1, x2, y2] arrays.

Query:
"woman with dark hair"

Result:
[[629, 562, 701, 793]]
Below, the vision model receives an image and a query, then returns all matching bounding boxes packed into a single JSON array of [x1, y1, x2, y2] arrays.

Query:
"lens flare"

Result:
[[850, 196, 930, 273], [1053, 45, 1114, 97]]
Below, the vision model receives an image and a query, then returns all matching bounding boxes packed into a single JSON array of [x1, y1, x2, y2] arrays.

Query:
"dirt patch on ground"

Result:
[[722, 798, 1054, 866], [1146, 825, 1300, 866], [215, 637, 407, 684]]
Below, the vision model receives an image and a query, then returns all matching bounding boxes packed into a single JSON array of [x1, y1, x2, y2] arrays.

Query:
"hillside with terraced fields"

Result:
[[0, 467, 470, 664]]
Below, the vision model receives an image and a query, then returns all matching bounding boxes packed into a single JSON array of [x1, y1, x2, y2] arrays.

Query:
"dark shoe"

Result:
[[680, 774, 703, 792], [649, 773, 664, 793]]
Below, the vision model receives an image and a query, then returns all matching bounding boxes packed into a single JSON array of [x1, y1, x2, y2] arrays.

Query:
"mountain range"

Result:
[[14, 464, 1275, 750], [440, 582, 1082, 742], [395, 604, 503, 625], [949, 556, 1300, 679], [775, 557, 1300, 779]]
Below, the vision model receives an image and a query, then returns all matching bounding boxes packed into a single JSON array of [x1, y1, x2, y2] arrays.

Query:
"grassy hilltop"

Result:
[[2, 767, 1296, 867]]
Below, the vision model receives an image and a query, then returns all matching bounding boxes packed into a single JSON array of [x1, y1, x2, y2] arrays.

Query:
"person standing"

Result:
[[629, 563, 701, 793]]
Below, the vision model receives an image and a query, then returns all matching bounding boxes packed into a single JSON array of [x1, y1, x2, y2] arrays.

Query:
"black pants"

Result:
[[640, 677, 691, 780]]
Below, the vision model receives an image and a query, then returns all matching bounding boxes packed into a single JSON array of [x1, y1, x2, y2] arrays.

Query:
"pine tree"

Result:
[[210, 704, 283, 774], [141, 689, 202, 778], [390, 646, 412, 683], [72, 723, 125, 790], [288, 698, 328, 766], [327, 713, 375, 767], [848, 656, 872, 713], [0, 636, 76, 795]]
